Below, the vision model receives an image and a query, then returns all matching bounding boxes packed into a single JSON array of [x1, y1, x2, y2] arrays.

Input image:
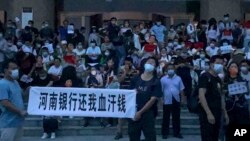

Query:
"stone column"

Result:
[[200, 0, 242, 20]]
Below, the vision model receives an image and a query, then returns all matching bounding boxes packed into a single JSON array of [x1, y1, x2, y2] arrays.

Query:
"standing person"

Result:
[[0, 60, 27, 141], [224, 62, 249, 141], [107, 17, 120, 43], [240, 60, 250, 117], [128, 57, 162, 141], [150, 19, 167, 48], [161, 64, 184, 139], [198, 55, 229, 141]]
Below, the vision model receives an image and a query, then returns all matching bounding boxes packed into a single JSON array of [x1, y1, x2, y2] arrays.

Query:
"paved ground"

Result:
[[21, 135, 201, 141]]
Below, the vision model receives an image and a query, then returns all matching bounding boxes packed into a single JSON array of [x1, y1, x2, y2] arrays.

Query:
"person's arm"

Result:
[[46, 81, 54, 87], [199, 88, 213, 116], [0, 100, 26, 117], [136, 96, 158, 117]]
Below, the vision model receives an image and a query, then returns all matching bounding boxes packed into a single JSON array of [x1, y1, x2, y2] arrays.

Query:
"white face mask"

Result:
[[11, 69, 19, 80], [91, 70, 97, 76]]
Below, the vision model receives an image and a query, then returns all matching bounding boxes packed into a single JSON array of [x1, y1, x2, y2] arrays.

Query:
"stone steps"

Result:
[[23, 108, 201, 136]]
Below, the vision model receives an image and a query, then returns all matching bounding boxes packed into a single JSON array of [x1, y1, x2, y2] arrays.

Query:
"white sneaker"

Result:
[[41, 133, 49, 139], [51, 132, 56, 139]]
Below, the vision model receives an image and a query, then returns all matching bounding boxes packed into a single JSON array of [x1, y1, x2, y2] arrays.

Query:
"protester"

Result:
[[161, 64, 184, 139], [128, 57, 162, 141], [0, 60, 27, 141], [198, 55, 229, 141]]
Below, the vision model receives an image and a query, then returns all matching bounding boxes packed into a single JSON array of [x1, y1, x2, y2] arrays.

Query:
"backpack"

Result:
[[188, 72, 211, 114]]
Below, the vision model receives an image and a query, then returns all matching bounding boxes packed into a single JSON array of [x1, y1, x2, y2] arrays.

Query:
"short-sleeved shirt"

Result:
[[0, 79, 24, 128], [161, 75, 185, 105], [198, 72, 222, 110], [86, 46, 101, 60], [130, 75, 162, 111]]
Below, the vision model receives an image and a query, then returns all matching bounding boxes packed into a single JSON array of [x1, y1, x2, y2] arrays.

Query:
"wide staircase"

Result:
[[23, 104, 200, 137]]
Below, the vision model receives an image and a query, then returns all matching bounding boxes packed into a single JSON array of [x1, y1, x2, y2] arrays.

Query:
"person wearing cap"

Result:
[[88, 26, 101, 47]]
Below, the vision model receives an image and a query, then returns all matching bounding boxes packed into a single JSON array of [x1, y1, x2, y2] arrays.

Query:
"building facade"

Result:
[[0, 0, 250, 30]]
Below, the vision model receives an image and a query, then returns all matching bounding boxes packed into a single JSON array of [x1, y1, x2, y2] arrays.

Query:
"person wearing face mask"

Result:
[[48, 58, 63, 81], [4, 38, 18, 60], [101, 35, 114, 52], [107, 17, 120, 43], [86, 40, 101, 64], [128, 57, 162, 141], [41, 48, 54, 70], [240, 60, 250, 118], [219, 14, 234, 42], [120, 20, 132, 34], [40, 21, 53, 41], [161, 64, 185, 139], [193, 50, 209, 75], [88, 26, 101, 46], [198, 55, 229, 141], [0, 60, 27, 141], [21, 40, 37, 56], [223, 62, 249, 141], [84, 67, 103, 127], [73, 42, 86, 58], [167, 25, 179, 40], [150, 19, 167, 48], [206, 39, 219, 58]]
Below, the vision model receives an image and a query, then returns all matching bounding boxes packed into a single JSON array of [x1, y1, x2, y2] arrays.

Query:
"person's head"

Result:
[[169, 25, 175, 31], [104, 35, 110, 43], [227, 62, 239, 78], [91, 26, 97, 33], [133, 25, 140, 34], [210, 55, 224, 74], [28, 20, 34, 27], [124, 20, 130, 28], [60, 66, 77, 82], [107, 58, 115, 68], [54, 57, 61, 67], [63, 20, 69, 27], [240, 60, 250, 74], [224, 14, 230, 21], [167, 64, 176, 77], [110, 17, 117, 25], [3, 60, 19, 80], [160, 48, 167, 56], [139, 22, 145, 29], [90, 67, 97, 76], [149, 35, 156, 43], [76, 42, 83, 50], [124, 57, 133, 69], [44, 21, 49, 27], [41, 48, 49, 57], [67, 43, 74, 52], [38, 69, 48, 80], [222, 39, 229, 46], [156, 19, 162, 26], [144, 57, 158, 74], [210, 39, 217, 48], [6, 37, 13, 47], [199, 50, 206, 60], [90, 40, 96, 48]]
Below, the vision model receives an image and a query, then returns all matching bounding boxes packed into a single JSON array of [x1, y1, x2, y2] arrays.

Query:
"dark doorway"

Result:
[[90, 14, 103, 29]]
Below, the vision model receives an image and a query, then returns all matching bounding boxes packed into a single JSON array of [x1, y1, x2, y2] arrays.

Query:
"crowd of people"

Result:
[[0, 13, 250, 141]]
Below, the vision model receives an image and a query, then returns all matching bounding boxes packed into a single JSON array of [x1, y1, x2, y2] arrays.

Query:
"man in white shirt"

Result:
[[193, 50, 209, 74], [86, 41, 101, 63], [187, 20, 198, 42], [206, 39, 219, 58], [48, 58, 63, 78], [161, 64, 184, 139]]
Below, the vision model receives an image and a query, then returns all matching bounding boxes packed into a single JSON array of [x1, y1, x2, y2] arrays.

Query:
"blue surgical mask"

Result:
[[213, 64, 224, 74], [200, 54, 206, 59], [167, 69, 175, 76], [223, 42, 228, 46], [204, 65, 210, 71], [144, 64, 155, 72]]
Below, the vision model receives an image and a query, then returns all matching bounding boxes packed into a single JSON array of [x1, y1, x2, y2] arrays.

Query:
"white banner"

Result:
[[28, 87, 136, 118]]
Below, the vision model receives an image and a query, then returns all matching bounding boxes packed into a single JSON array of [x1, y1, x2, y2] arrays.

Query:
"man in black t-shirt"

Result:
[[198, 55, 229, 141], [128, 57, 162, 141]]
